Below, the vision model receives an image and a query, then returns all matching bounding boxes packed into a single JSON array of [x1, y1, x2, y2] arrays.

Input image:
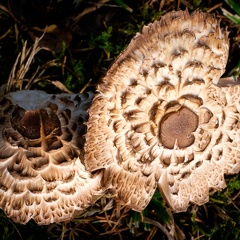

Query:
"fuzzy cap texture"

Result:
[[85, 10, 233, 212], [0, 90, 103, 224]]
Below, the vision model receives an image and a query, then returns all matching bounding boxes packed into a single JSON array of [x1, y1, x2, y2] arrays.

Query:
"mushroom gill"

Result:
[[85, 10, 233, 212], [0, 90, 102, 224]]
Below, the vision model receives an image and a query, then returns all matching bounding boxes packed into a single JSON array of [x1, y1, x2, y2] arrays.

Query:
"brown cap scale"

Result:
[[85, 10, 233, 212], [0, 90, 103, 224]]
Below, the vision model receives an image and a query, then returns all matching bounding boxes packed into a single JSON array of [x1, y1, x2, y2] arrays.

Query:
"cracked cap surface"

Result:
[[85, 10, 235, 212], [0, 90, 103, 224]]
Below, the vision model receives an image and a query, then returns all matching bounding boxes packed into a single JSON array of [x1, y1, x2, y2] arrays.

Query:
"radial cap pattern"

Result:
[[85, 10, 234, 212], [0, 90, 102, 224]]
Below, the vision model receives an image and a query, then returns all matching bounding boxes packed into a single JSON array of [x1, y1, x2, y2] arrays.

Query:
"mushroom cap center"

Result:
[[11, 107, 61, 141], [159, 107, 199, 149]]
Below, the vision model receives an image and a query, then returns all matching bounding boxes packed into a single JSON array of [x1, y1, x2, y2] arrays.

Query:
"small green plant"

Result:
[[90, 26, 114, 59], [222, 0, 240, 25], [193, 0, 202, 7], [65, 59, 85, 91]]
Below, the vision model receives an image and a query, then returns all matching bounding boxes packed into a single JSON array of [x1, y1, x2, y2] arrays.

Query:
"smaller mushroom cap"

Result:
[[0, 90, 103, 224]]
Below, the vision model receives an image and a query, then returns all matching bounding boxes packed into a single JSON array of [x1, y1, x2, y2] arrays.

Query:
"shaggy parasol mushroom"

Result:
[[85, 10, 235, 212], [0, 90, 102, 224]]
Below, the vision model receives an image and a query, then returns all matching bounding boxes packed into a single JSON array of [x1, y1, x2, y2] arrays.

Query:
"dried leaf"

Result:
[[29, 25, 72, 52], [49, 80, 73, 93]]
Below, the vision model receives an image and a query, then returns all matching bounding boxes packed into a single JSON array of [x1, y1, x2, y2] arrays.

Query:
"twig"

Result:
[[143, 217, 174, 240], [207, 3, 223, 13]]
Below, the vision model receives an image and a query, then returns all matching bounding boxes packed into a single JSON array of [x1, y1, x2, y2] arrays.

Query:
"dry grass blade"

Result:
[[6, 38, 72, 92], [6, 39, 41, 92], [79, 79, 92, 93], [50, 80, 73, 93], [0, 3, 18, 22], [0, 28, 11, 40], [166, 209, 185, 240], [97, 204, 130, 235], [143, 217, 174, 240], [73, 0, 110, 24], [145, 226, 158, 240], [207, 3, 223, 12]]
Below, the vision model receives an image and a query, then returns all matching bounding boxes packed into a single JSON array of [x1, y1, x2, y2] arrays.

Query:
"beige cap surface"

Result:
[[85, 10, 234, 212], [0, 90, 103, 224]]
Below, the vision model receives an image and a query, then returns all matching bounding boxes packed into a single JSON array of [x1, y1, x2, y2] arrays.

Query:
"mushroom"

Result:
[[85, 10, 234, 212], [0, 90, 102, 224]]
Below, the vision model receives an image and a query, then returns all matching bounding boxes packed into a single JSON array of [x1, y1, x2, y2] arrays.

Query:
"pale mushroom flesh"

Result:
[[0, 90, 102, 224], [85, 10, 237, 212]]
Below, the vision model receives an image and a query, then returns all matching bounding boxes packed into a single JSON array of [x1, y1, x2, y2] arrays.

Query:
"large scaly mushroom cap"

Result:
[[85, 10, 233, 212], [0, 90, 102, 224]]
